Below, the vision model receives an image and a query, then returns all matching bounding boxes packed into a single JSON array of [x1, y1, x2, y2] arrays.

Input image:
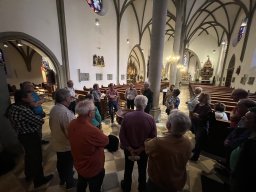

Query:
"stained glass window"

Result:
[[237, 18, 247, 42], [86, 0, 102, 13]]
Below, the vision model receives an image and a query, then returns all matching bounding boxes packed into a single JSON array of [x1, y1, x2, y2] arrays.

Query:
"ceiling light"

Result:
[[141, 49, 144, 53], [213, 50, 216, 54], [221, 41, 226, 45], [126, 39, 130, 44], [17, 41, 23, 47], [3, 43, 8, 48], [95, 18, 100, 26]]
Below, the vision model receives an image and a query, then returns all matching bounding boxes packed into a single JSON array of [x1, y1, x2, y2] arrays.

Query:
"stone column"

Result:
[[0, 64, 21, 154], [169, 0, 185, 86], [148, 0, 167, 121], [215, 43, 225, 84]]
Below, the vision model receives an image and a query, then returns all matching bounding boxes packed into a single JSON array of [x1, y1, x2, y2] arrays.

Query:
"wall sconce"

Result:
[[177, 64, 182, 69], [3, 42, 8, 48], [17, 41, 23, 47], [141, 49, 144, 53], [213, 50, 216, 54], [95, 18, 100, 26], [167, 55, 180, 62], [126, 39, 130, 44]]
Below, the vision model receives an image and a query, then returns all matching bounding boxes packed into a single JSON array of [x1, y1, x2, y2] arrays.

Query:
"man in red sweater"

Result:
[[68, 100, 109, 192]]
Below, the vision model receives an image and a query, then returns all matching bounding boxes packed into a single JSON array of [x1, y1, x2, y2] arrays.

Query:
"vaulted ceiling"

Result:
[[185, 0, 256, 46], [113, 0, 256, 46]]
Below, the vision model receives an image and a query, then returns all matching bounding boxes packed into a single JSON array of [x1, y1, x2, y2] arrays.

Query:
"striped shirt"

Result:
[[6, 104, 44, 135]]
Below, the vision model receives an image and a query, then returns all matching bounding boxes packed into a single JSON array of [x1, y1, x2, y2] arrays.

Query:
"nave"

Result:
[[0, 85, 221, 192]]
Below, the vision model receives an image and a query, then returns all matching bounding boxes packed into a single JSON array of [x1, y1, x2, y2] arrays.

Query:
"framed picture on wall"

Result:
[[107, 74, 113, 80], [96, 73, 103, 81], [240, 74, 248, 85], [93, 54, 105, 67], [248, 77, 255, 85]]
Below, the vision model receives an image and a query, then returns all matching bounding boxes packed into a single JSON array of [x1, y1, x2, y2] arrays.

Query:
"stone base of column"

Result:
[[150, 107, 161, 123]]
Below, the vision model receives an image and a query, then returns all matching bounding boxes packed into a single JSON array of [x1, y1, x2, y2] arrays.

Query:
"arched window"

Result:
[[86, 0, 103, 13]]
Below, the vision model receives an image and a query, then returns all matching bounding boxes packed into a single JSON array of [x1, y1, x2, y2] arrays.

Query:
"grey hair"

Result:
[[55, 88, 71, 103], [75, 100, 95, 116], [194, 87, 203, 95], [134, 95, 148, 110], [166, 109, 191, 136], [144, 81, 150, 86], [21, 81, 33, 91]]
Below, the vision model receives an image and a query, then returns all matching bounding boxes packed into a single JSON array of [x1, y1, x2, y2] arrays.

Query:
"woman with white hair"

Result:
[[145, 110, 192, 192], [68, 100, 109, 192]]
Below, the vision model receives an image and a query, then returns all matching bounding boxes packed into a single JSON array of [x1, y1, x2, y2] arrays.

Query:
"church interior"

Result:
[[1, 0, 256, 192]]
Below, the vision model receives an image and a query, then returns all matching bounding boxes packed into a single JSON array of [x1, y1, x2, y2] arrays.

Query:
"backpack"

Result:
[[105, 135, 119, 152]]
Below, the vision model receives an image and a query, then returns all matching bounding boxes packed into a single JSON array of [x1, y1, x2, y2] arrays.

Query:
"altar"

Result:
[[200, 57, 214, 83]]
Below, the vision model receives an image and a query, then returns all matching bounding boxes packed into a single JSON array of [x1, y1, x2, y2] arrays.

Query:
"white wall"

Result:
[[1, 45, 43, 88], [65, 0, 117, 90], [226, 12, 256, 93], [188, 33, 221, 81], [0, 0, 62, 65], [120, 6, 138, 84]]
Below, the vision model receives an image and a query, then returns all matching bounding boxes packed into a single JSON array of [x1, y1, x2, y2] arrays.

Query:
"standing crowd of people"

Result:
[[4, 80, 256, 192]]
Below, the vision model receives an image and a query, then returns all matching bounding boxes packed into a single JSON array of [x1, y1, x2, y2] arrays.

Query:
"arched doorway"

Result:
[[185, 49, 201, 82], [127, 45, 145, 83], [225, 54, 235, 87], [0, 32, 65, 155], [0, 32, 65, 87]]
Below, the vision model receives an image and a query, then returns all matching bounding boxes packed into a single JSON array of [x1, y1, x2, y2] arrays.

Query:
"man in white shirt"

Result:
[[186, 87, 202, 113], [125, 83, 138, 109], [66, 80, 76, 113], [49, 89, 76, 189]]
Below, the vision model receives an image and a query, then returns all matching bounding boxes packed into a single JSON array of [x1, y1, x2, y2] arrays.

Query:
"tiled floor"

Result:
[[0, 85, 220, 192]]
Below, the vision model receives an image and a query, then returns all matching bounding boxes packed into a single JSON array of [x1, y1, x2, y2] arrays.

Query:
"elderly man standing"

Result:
[[186, 87, 202, 113], [119, 95, 157, 192], [91, 83, 102, 117], [145, 110, 192, 192], [125, 83, 137, 109], [6, 90, 53, 188], [68, 100, 109, 192], [141, 82, 153, 114], [22, 81, 48, 144], [65, 80, 77, 113], [49, 89, 76, 189]]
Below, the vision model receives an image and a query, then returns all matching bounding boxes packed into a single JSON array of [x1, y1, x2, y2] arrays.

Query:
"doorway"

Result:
[[0, 32, 64, 89], [225, 54, 235, 87], [127, 44, 145, 83]]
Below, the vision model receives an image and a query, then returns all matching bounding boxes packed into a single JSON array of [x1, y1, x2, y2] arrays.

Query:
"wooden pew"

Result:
[[203, 120, 232, 159]]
